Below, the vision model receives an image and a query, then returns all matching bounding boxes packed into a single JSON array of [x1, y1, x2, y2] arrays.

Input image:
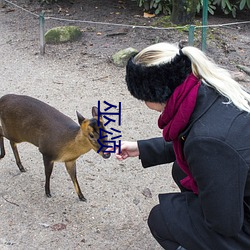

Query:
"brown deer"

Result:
[[0, 94, 110, 201]]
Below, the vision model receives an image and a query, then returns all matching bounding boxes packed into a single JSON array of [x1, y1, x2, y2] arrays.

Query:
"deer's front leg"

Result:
[[43, 155, 54, 198], [65, 160, 86, 202]]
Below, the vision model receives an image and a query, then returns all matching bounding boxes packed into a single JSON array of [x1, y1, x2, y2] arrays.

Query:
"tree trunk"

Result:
[[171, 0, 198, 25]]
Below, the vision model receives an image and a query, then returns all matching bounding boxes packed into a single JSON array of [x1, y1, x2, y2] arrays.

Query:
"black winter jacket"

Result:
[[138, 84, 250, 249]]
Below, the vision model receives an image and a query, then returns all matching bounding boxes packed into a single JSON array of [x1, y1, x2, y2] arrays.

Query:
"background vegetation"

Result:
[[38, 0, 250, 19], [136, 0, 250, 17]]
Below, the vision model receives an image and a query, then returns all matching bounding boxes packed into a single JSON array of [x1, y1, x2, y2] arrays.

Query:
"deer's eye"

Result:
[[89, 133, 94, 139]]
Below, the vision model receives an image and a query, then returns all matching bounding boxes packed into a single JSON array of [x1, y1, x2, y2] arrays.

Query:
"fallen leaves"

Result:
[[142, 187, 152, 198], [143, 12, 156, 18], [51, 223, 67, 231]]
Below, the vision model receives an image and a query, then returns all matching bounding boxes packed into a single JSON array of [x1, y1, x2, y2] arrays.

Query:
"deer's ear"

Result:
[[76, 111, 85, 125], [92, 106, 99, 117]]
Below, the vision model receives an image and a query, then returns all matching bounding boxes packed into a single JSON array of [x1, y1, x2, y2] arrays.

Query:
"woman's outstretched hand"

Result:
[[114, 141, 139, 160]]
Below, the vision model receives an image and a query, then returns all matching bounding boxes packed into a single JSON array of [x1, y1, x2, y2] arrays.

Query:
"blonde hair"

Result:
[[134, 42, 250, 113]]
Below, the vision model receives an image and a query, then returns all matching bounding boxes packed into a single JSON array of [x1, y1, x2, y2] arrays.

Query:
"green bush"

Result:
[[135, 0, 250, 17], [212, 0, 250, 17], [196, 0, 216, 15], [135, 0, 172, 15]]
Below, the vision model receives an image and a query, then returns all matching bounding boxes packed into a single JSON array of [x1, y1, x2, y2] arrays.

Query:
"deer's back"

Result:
[[0, 94, 79, 147]]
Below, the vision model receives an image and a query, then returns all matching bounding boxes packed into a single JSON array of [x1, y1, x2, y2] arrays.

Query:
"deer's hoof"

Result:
[[79, 196, 87, 202], [46, 193, 52, 198]]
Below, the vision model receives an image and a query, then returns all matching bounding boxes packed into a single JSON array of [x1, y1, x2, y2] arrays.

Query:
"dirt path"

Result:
[[0, 1, 249, 249], [0, 3, 176, 250]]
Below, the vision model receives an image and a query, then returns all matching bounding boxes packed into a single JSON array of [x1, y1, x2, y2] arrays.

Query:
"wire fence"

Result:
[[3, 0, 250, 55]]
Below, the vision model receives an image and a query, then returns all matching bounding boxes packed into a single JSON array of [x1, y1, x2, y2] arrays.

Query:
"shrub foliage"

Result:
[[38, 0, 250, 18], [135, 0, 250, 17]]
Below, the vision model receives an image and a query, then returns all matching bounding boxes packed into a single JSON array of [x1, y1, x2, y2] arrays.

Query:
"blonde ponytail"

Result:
[[182, 46, 250, 112]]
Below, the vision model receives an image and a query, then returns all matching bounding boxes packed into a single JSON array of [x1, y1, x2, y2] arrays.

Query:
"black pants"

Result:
[[148, 162, 188, 250]]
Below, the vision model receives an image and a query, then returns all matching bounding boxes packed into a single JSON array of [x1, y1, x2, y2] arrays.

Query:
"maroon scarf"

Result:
[[158, 73, 200, 194]]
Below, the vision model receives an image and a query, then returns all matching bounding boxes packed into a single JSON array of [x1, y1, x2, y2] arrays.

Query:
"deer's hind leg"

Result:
[[10, 141, 26, 172], [0, 126, 5, 159], [65, 161, 86, 202]]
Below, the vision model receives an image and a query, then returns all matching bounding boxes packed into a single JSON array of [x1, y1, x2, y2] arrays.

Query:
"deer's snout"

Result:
[[102, 151, 111, 159]]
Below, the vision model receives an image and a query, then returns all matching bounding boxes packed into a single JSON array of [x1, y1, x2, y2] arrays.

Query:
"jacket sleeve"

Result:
[[137, 137, 175, 168], [185, 136, 249, 237]]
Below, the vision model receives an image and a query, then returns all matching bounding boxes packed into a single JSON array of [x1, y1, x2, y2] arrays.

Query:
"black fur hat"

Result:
[[125, 52, 192, 103]]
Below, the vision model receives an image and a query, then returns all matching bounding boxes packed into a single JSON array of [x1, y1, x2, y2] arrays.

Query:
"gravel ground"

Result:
[[0, 1, 249, 249]]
